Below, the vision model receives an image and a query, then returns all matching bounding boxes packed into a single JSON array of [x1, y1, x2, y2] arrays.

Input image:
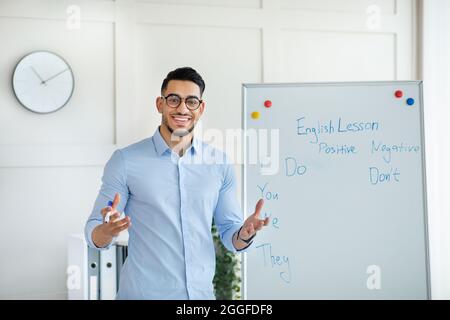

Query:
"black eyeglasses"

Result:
[[161, 94, 203, 110]]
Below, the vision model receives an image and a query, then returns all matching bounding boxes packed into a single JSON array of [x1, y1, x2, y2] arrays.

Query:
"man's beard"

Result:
[[162, 113, 196, 138]]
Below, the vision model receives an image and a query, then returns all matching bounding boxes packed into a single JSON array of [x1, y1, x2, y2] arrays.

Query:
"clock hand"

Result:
[[30, 66, 46, 85], [43, 68, 69, 83]]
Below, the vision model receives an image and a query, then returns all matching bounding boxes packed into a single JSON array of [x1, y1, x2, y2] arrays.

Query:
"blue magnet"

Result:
[[108, 200, 113, 207], [406, 98, 415, 106]]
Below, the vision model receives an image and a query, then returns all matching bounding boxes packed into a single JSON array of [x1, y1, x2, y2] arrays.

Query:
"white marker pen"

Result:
[[105, 200, 114, 223]]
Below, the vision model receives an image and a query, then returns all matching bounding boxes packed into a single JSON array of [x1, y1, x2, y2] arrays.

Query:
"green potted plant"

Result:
[[212, 224, 241, 300]]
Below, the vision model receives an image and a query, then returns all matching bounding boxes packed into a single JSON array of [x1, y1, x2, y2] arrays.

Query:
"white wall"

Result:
[[422, 0, 450, 300], [0, 0, 422, 299], [0, 0, 117, 299]]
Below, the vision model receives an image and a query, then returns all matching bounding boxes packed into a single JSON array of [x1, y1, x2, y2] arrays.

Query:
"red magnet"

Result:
[[264, 100, 272, 108], [395, 90, 403, 98]]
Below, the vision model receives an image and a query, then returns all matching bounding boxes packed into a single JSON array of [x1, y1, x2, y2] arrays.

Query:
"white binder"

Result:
[[67, 234, 88, 300], [68, 234, 127, 300], [88, 247, 100, 300], [100, 247, 117, 300]]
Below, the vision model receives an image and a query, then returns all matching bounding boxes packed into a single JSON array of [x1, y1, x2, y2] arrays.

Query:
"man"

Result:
[[85, 67, 269, 299]]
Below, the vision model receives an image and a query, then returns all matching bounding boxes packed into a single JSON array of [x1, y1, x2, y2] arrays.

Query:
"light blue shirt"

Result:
[[85, 127, 249, 299]]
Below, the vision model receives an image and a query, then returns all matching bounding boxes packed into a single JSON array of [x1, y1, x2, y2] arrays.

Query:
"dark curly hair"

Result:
[[161, 67, 205, 96]]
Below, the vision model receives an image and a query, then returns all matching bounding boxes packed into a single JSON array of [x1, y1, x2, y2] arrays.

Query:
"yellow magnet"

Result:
[[251, 111, 260, 119]]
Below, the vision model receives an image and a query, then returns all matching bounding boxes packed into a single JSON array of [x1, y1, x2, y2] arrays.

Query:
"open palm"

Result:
[[239, 199, 270, 240]]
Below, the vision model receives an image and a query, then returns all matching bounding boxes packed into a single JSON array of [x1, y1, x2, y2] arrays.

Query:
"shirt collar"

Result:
[[153, 126, 200, 156]]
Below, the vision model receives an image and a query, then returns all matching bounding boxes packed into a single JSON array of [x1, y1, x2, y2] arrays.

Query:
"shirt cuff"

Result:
[[224, 224, 255, 254], [236, 240, 254, 252], [234, 234, 255, 254]]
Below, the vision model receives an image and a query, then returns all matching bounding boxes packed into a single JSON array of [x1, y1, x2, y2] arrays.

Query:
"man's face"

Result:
[[157, 80, 205, 137]]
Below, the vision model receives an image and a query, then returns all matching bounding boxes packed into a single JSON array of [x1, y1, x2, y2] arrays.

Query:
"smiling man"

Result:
[[84, 67, 269, 299]]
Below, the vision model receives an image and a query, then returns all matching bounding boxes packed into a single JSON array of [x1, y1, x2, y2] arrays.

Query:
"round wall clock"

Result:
[[12, 51, 74, 114]]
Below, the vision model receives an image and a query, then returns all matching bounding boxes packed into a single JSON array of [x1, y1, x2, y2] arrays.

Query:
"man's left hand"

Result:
[[239, 199, 270, 241]]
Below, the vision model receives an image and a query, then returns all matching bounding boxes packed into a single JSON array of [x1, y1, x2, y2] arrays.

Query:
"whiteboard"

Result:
[[242, 81, 430, 299]]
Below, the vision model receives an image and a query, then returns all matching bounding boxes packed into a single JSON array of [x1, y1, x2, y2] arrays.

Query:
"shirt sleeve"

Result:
[[213, 161, 252, 253], [84, 149, 129, 250]]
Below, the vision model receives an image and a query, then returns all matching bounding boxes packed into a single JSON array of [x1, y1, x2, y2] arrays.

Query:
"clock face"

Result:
[[12, 51, 74, 114]]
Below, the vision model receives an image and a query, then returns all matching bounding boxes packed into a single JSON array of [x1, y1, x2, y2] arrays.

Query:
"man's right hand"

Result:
[[92, 193, 131, 248]]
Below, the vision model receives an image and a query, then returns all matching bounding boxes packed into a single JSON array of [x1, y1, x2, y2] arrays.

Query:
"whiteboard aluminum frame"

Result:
[[241, 81, 431, 300]]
